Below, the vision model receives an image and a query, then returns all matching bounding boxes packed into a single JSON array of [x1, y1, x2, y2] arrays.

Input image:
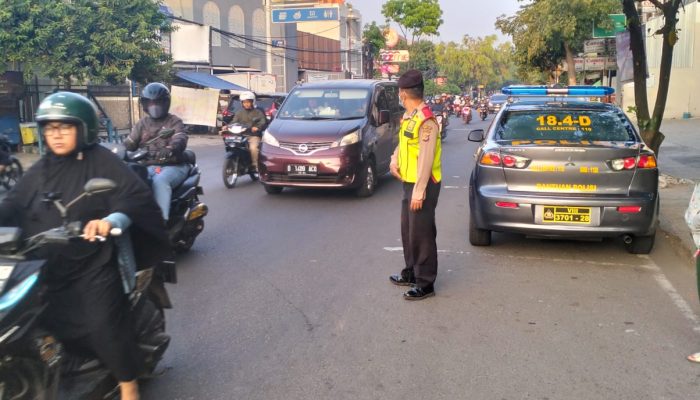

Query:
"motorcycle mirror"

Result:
[[84, 178, 117, 195]]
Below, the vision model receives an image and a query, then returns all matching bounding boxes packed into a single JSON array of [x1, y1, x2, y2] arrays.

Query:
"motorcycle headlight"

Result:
[[331, 130, 360, 148], [262, 130, 279, 147]]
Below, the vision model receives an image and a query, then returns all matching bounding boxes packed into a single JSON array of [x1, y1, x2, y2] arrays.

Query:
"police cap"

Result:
[[397, 69, 424, 89]]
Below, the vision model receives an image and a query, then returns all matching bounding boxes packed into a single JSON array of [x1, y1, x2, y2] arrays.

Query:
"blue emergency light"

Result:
[[502, 85, 614, 96]]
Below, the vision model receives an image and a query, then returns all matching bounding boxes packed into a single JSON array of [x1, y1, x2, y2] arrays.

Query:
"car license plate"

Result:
[[287, 164, 317, 176], [542, 206, 592, 224]]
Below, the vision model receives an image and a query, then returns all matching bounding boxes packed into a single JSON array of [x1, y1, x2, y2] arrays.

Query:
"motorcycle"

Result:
[[0, 134, 23, 191], [478, 105, 489, 121], [461, 105, 472, 124], [0, 178, 176, 400], [221, 123, 258, 189], [435, 113, 448, 141], [106, 129, 208, 253]]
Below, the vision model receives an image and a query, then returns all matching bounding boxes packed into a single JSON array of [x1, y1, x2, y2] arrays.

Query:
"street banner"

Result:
[[171, 23, 211, 63], [379, 49, 410, 63], [272, 7, 339, 23], [616, 31, 635, 82], [584, 39, 607, 54], [170, 86, 220, 127]]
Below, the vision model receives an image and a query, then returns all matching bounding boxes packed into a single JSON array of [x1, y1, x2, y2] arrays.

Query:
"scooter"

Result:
[[105, 130, 208, 253], [462, 105, 472, 124], [435, 114, 448, 141], [478, 105, 488, 121], [221, 123, 258, 189], [0, 178, 176, 400], [0, 134, 23, 190]]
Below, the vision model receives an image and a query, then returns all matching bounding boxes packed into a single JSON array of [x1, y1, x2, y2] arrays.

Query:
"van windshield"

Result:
[[277, 88, 370, 120]]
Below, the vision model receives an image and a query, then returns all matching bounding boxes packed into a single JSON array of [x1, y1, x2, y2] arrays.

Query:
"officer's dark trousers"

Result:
[[401, 179, 441, 290]]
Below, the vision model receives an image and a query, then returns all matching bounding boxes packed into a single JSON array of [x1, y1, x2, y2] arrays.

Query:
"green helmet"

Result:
[[36, 92, 100, 147]]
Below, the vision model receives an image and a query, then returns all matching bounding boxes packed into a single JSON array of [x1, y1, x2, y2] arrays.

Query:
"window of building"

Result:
[[203, 1, 221, 47], [252, 8, 265, 39], [228, 6, 245, 48]]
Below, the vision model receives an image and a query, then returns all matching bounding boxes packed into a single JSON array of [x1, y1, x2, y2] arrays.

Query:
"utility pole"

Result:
[[264, 0, 273, 75]]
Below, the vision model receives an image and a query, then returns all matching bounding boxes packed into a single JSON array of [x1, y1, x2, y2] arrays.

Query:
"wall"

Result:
[[622, 2, 699, 118]]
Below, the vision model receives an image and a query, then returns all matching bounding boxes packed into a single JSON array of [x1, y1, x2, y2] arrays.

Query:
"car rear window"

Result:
[[496, 109, 636, 142]]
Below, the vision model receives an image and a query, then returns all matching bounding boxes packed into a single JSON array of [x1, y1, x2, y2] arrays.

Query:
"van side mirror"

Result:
[[377, 110, 390, 126], [468, 129, 485, 142]]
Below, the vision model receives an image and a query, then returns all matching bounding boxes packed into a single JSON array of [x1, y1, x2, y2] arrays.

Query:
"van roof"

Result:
[[296, 79, 393, 90]]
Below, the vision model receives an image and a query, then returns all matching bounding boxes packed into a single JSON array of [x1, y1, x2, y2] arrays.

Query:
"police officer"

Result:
[[389, 69, 442, 300]]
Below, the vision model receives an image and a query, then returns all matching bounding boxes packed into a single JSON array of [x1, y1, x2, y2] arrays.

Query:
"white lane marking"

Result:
[[637, 255, 700, 333], [383, 247, 403, 252], [444, 186, 461, 189], [452, 176, 461, 178]]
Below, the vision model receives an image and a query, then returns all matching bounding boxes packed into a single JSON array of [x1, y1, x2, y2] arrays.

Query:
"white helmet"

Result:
[[240, 91, 256, 102]]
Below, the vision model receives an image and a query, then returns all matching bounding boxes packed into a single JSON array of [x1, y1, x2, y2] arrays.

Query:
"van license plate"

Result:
[[287, 164, 317, 176], [542, 206, 592, 224]]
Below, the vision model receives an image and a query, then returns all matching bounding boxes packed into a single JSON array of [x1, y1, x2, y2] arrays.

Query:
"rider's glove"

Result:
[[156, 148, 172, 163]]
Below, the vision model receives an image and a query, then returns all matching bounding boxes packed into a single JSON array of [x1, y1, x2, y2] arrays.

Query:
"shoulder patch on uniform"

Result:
[[421, 106, 434, 119]]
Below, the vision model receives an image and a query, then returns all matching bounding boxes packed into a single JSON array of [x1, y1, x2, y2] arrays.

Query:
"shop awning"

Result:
[[175, 71, 248, 91]]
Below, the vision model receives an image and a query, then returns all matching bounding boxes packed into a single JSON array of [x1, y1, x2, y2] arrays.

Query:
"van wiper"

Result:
[[301, 116, 337, 120], [335, 116, 364, 120]]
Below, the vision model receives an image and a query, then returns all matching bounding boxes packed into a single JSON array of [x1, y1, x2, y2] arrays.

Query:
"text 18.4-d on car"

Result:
[[468, 86, 659, 254]]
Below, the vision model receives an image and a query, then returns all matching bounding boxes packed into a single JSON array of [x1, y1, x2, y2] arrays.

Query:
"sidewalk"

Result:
[[656, 118, 700, 261]]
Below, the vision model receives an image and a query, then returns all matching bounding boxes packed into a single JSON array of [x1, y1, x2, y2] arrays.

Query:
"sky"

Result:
[[349, 0, 523, 43]]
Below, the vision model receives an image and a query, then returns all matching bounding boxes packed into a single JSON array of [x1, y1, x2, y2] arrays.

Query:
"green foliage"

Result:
[[381, 0, 443, 43], [434, 35, 517, 91], [496, 0, 620, 81], [0, 0, 172, 86], [409, 40, 437, 76], [362, 21, 386, 52]]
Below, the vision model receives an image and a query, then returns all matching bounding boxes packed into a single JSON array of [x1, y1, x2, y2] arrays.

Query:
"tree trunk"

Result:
[[563, 42, 576, 85], [622, 0, 653, 144]]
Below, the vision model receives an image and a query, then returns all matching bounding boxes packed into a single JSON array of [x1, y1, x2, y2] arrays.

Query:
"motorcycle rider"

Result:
[[0, 92, 171, 400], [221, 91, 267, 174], [125, 82, 189, 222]]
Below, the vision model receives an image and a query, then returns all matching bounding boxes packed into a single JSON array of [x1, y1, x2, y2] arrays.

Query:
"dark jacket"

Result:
[[125, 113, 188, 164], [232, 107, 267, 137]]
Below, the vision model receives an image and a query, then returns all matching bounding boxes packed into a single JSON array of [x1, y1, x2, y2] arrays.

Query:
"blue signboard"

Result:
[[272, 7, 339, 23]]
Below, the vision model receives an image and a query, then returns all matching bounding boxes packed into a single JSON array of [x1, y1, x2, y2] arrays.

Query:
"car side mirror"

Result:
[[84, 178, 117, 195], [468, 129, 485, 142], [377, 110, 390, 126]]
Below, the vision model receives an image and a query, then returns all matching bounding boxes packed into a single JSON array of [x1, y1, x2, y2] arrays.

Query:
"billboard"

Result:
[[171, 23, 211, 63]]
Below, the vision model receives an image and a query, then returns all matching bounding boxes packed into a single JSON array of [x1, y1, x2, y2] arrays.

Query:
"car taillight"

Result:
[[222, 109, 231, 117], [479, 151, 501, 166], [495, 202, 519, 209], [502, 155, 529, 169], [637, 154, 657, 169], [617, 206, 642, 213], [610, 155, 658, 171]]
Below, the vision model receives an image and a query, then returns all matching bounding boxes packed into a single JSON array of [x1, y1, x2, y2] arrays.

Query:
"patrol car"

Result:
[[467, 86, 659, 254]]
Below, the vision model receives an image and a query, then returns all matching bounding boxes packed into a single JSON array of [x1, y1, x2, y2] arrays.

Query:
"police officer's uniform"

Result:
[[389, 70, 442, 300]]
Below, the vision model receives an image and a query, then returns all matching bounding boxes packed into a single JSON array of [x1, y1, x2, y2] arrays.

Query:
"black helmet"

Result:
[[36, 92, 100, 149], [140, 82, 171, 119]]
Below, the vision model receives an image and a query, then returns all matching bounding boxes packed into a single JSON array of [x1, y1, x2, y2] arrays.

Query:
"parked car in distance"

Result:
[[259, 80, 402, 197], [488, 94, 509, 114], [222, 92, 287, 123]]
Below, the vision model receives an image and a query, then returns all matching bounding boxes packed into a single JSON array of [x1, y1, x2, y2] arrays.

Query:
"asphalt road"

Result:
[[142, 115, 700, 400]]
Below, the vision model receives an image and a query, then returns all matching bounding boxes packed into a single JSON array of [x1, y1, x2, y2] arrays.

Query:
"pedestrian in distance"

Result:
[[389, 69, 443, 301]]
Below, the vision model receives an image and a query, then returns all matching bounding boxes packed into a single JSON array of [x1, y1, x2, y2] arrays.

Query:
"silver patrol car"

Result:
[[467, 86, 659, 254]]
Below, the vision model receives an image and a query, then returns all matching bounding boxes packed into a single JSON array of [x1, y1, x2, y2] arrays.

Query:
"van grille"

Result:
[[279, 141, 334, 155]]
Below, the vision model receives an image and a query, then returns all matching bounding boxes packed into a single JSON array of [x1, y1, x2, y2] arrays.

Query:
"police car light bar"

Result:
[[501, 86, 614, 96]]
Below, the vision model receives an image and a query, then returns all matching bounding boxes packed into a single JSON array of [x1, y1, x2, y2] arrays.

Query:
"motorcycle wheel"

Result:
[[2, 158, 23, 190], [249, 171, 259, 181], [222, 158, 239, 188]]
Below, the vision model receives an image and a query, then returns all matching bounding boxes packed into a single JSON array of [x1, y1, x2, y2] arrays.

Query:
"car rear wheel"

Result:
[[469, 210, 491, 246], [263, 184, 283, 195], [355, 160, 376, 198], [625, 233, 655, 254]]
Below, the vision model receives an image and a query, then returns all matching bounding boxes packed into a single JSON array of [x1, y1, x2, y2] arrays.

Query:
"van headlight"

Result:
[[331, 130, 360, 148], [262, 130, 279, 147]]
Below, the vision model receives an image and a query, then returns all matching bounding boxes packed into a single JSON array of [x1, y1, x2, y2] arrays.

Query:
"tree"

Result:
[[496, 0, 620, 85], [362, 21, 386, 52], [381, 0, 443, 44], [0, 0, 172, 86], [622, 0, 684, 154]]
